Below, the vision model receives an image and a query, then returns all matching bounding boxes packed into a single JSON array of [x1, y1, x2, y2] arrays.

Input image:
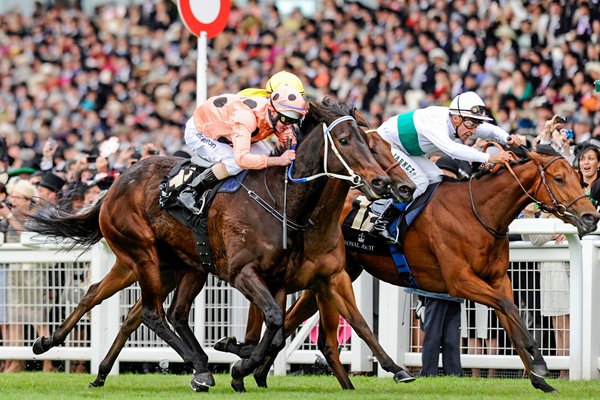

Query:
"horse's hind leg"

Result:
[[33, 261, 136, 355], [106, 236, 204, 391], [230, 267, 286, 392], [90, 298, 143, 388], [167, 270, 213, 391]]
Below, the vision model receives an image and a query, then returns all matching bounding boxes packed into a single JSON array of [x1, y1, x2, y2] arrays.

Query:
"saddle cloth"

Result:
[[341, 182, 441, 289], [158, 160, 247, 274]]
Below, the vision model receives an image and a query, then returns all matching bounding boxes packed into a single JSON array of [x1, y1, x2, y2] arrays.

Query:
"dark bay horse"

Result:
[[27, 99, 414, 392], [85, 129, 417, 390], [226, 147, 599, 393]]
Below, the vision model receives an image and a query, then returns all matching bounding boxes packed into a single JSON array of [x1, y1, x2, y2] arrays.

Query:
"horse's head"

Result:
[[297, 98, 393, 200], [529, 149, 600, 235], [350, 108, 415, 202], [364, 129, 415, 202]]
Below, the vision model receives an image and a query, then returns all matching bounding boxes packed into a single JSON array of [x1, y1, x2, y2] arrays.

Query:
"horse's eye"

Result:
[[370, 149, 378, 156], [554, 176, 564, 183], [339, 138, 349, 146]]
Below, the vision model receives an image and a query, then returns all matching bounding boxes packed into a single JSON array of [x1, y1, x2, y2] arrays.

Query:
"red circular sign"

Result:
[[177, 0, 230, 39]]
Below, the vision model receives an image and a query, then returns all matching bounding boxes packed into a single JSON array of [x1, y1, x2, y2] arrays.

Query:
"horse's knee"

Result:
[[263, 308, 283, 330]]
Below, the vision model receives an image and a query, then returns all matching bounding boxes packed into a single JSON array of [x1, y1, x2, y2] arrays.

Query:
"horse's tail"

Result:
[[26, 196, 105, 248]]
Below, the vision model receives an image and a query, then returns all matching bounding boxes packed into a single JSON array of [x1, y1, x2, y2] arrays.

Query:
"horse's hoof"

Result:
[[33, 337, 49, 355], [530, 372, 559, 394], [532, 363, 550, 378], [192, 371, 215, 389], [88, 379, 105, 388], [214, 336, 238, 353], [393, 369, 416, 383], [191, 383, 209, 393], [231, 377, 246, 393], [253, 371, 268, 388], [231, 359, 244, 379]]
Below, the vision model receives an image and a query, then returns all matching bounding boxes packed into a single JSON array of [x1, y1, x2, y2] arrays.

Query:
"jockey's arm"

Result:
[[231, 124, 269, 170], [476, 123, 522, 147], [231, 124, 294, 168]]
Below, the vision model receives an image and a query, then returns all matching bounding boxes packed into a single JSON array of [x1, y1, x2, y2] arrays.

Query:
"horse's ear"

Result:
[[352, 108, 371, 129]]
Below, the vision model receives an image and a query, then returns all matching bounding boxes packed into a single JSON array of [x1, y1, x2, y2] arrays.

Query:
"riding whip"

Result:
[[283, 138, 292, 249]]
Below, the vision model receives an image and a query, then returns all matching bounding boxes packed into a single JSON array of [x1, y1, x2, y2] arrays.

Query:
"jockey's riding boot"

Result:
[[178, 168, 221, 215], [370, 202, 402, 244], [189, 168, 219, 191]]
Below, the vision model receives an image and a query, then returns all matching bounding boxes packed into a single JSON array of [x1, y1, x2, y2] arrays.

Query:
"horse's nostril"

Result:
[[371, 178, 385, 190]]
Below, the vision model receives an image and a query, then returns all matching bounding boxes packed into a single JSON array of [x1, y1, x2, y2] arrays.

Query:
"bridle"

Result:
[[470, 143, 588, 238], [287, 115, 363, 187], [239, 114, 365, 232]]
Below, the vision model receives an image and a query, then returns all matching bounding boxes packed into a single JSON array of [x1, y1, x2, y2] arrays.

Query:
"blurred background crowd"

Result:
[[1, 0, 600, 195]]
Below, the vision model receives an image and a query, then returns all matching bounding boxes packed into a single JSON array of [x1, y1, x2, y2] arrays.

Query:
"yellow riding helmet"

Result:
[[265, 71, 305, 95]]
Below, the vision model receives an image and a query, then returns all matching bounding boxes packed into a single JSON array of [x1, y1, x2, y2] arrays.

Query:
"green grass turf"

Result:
[[0, 373, 598, 399]]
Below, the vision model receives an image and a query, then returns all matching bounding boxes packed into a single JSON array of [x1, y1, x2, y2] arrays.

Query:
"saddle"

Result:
[[341, 182, 440, 289], [159, 160, 247, 274]]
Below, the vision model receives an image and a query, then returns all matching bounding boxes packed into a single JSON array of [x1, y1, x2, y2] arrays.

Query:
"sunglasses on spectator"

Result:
[[462, 117, 483, 129], [276, 113, 299, 126]]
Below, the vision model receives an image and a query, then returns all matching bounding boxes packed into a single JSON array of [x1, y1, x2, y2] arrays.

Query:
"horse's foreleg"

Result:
[[314, 293, 354, 389], [252, 290, 322, 388], [452, 270, 557, 393], [325, 272, 415, 383], [33, 261, 136, 355], [214, 304, 263, 358], [230, 267, 284, 392], [167, 271, 213, 390]]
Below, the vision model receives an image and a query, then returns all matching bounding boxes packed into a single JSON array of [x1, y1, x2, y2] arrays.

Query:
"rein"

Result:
[[469, 155, 587, 238], [237, 178, 311, 231], [287, 115, 363, 188]]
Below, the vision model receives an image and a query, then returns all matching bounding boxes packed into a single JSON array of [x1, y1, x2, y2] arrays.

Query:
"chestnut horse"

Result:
[[223, 146, 599, 394], [27, 99, 415, 392]]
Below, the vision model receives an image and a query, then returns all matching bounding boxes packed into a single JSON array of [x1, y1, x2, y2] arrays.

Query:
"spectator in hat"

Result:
[[37, 173, 66, 203]]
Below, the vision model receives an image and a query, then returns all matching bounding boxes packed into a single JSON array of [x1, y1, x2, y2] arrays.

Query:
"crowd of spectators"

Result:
[[0, 0, 599, 373], [1, 0, 600, 188]]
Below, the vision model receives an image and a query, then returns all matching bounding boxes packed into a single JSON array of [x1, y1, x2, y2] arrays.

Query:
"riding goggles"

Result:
[[462, 117, 483, 129], [276, 112, 300, 126]]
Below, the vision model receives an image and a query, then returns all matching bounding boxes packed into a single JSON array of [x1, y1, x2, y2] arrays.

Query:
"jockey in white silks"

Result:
[[371, 91, 523, 243]]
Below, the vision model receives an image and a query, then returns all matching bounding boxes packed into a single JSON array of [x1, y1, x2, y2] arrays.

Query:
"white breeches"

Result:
[[389, 144, 442, 199], [183, 118, 272, 175]]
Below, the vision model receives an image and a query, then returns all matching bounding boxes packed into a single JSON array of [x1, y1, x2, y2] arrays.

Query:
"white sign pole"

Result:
[[196, 30, 208, 105]]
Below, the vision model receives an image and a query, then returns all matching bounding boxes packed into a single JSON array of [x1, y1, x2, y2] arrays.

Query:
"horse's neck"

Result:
[[283, 123, 330, 224], [308, 180, 350, 238], [471, 163, 540, 230]]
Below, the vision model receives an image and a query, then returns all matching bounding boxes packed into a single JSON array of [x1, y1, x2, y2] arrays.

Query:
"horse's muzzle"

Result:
[[369, 175, 393, 199], [578, 212, 600, 235]]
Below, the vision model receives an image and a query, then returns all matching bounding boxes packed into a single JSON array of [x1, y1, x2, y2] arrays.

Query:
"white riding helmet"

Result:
[[449, 91, 493, 121]]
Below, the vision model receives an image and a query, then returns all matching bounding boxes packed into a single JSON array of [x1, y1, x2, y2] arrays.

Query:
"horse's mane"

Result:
[[271, 97, 353, 156]]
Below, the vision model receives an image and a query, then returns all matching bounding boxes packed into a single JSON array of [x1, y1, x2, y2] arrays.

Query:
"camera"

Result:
[[556, 116, 567, 124], [565, 129, 574, 140], [0, 199, 12, 210]]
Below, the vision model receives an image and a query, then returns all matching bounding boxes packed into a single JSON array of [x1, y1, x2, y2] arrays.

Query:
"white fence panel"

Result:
[[0, 217, 599, 380]]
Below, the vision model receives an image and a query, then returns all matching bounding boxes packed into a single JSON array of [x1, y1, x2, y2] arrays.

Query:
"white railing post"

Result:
[[581, 238, 600, 379], [90, 241, 119, 375], [566, 233, 583, 380], [377, 282, 410, 377], [350, 273, 373, 372]]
